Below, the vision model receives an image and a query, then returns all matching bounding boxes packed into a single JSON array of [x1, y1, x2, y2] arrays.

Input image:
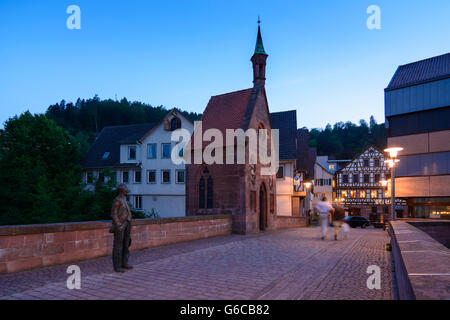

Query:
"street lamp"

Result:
[[379, 179, 390, 223], [384, 147, 403, 221], [303, 181, 313, 224]]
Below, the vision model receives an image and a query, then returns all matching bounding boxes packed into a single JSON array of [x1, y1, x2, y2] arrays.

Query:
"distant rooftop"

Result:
[[386, 52, 450, 91]]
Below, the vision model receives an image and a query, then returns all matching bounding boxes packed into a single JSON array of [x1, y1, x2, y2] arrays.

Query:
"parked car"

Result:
[[344, 216, 371, 228]]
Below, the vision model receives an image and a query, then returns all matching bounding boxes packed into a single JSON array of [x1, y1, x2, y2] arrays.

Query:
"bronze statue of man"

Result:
[[110, 184, 133, 273]]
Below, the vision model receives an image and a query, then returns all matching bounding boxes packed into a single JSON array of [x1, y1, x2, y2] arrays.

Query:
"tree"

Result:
[[0, 112, 83, 225], [308, 116, 387, 159]]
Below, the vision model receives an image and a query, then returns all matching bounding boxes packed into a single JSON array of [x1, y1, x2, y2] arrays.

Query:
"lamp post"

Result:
[[384, 147, 403, 221], [380, 179, 389, 223], [303, 181, 313, 224]]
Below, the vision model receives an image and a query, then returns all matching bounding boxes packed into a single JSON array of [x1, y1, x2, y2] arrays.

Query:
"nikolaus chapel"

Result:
[[186, 23, 277, 234]]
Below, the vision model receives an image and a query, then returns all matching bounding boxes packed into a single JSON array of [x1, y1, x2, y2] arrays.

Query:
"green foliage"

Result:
[[0, 113, 134, 225], [46, 96, 202, 147], [309, 116, 387, 159], [0, 112, 83, 224]]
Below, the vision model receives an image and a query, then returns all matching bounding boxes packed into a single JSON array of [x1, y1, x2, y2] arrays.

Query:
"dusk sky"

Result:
[[1, 0, 449, 129]]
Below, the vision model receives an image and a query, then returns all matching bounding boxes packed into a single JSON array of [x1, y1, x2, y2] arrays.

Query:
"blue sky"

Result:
[[1, 0, 449, 129]]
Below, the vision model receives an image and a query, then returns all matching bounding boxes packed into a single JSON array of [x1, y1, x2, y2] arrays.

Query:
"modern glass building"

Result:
[[385, 53, 450, 219]]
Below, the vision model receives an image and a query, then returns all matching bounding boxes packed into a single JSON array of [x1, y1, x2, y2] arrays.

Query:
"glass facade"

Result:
[[409, 198, 450, 220]]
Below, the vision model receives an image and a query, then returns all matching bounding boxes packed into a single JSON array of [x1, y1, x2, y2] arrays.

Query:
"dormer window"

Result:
[[102, 152, 110, 160], [170, 117, 181, 131]]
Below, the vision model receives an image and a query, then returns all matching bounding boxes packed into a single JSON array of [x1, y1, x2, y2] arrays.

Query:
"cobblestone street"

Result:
[[0, 227, 394, 300]]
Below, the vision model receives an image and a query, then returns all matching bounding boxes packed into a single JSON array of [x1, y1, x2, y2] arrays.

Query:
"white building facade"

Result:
[[82, 109, 194, 218]]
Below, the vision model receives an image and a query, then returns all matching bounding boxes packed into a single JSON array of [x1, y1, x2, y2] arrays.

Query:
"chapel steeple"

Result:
[[251, 17, 268, 87]]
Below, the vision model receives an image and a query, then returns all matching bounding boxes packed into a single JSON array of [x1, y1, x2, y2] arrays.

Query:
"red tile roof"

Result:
[[200, 88, 254, 135]]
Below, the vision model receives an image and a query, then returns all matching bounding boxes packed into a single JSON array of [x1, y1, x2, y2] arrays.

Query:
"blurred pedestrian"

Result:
[[315, 196, 332, 240], [332, 203, 346, 241]]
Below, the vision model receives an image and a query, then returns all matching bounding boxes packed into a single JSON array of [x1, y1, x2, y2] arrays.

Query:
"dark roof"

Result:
[[386, 52, 450, 91], [270, 110, 297, 160], [81, 123, 157, 169]]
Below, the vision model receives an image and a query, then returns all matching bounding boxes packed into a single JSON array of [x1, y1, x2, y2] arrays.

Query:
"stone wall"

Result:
[[389, 221, 450, 300], [0, 215, 232, 274], [275, 216, 307, 229]]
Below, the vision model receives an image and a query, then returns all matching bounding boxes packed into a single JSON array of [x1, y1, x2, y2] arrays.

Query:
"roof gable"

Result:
[[386, 52, 450, 91], [337, 146, 385, 173]]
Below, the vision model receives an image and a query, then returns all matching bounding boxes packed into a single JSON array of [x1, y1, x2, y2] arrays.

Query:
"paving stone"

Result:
[[0, 227, 393, 300]]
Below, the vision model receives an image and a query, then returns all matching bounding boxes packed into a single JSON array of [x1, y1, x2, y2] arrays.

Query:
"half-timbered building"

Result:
[[334, 146, 392, 222]]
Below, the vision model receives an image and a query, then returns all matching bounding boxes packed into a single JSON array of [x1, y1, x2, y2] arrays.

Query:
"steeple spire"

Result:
[[251, 17, 268, 87], [254, 16, 267, 55]]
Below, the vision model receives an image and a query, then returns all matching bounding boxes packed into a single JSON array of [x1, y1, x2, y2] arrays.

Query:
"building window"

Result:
[[87, 172, 94, 184], [147, 170, 156, 184], [329, 164, 335, 171], [147, 144, 157, 159], [276, 165, 284, 179], [102, 152, 110, 160], [374, 159, 380, 167], [364, 174, 370, 183], [123, 171, 129, 183], [135, 196, 142, 210], [199, 167, 213, 209], [350, 190, 357, 199], [128, 146, 136, 160], [176, 170, 185, 184], [343, 175, 349, 184], [161, 170, 171, 183], [98, 172, 105, 183], [371, 190, 378, 199], [162, 143, 171, 159], [342, 190, 348, 198], [207, 176, 213, 209], [353, 174, 359, 183], [378, 190, 383, 199], [111, 171, 117, 184], [360, 190, 366, 198], [364, 159, 369, 167], [375, 174, 380, 183], [199, 176, 205, 209], [170, 117, 181, 131], [135, 170, 142, 184]]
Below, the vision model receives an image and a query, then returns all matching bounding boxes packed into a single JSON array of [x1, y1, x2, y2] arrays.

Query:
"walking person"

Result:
[[315, 196, 332, 240], [110, 184, 133, 273], [332, 203, 346, 241]]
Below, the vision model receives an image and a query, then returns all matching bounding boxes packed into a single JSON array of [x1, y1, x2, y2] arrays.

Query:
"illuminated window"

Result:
[[360, 190, 366, 198], [371, 190, 378, 199], [350, 190, 357, 199], [329, 164, 335, 171], [342, 190, 348, 198]]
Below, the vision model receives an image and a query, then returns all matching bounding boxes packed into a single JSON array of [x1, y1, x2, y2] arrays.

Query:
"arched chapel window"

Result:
[[198, 167, 213, 209]]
